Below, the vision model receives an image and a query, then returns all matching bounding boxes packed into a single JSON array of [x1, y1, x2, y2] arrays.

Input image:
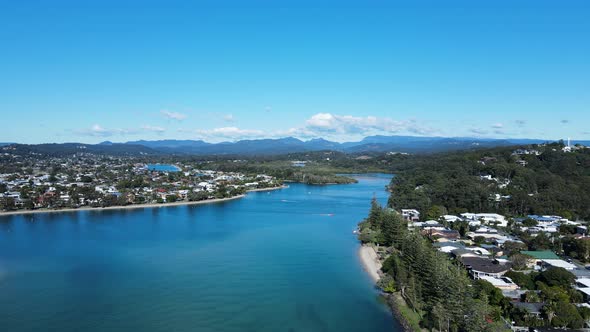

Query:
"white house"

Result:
[[402, 209, 420, 222], [461, 213, 507, 227]]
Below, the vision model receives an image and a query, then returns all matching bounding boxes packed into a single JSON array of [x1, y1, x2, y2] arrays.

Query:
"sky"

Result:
[[1, 0, 589, 144]]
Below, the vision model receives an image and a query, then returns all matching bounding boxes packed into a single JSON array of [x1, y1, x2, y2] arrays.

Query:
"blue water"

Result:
[[0, 174, 400, 332], [147, 164, 181, 172]]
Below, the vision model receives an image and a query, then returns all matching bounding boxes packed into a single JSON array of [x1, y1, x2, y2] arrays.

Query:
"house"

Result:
[[512, 302, 544, 318], [434, 241, 465, 254], [401, 209, 420, 222], [452, 248, 482, 259], [542, 259, 576, 271], [461, 213, 508, 227], [464, 246, 492, 256], [459, 256, 511, 279], [410, 220, 443, 229], [442, 215, 461, 223], [423, 228, 460, 240], [520, 250, 559, 269], [479, 275, 519, 291], [575, 278, 590, 302]]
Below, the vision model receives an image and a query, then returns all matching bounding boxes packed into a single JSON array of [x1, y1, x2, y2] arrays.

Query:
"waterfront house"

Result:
[[459, 256, 511, 279], [401, 209, 420, 222], [479, 275, 519, 291]]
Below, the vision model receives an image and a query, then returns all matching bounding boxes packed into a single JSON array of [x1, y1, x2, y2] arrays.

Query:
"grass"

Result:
[[391, 293, 425, 332]]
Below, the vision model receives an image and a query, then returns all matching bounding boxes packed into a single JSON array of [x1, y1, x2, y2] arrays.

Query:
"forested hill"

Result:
[[387, 142, 590, 220]]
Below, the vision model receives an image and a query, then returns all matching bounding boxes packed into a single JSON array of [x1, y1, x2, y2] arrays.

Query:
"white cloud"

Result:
[[492, 123, 503, 129], [161, 110, 187, 121], [141, 125, 166, 133], [223, 114, 235, 122], [194, 127, 265, 140], [469, 128, 489, 135], [303, 113, 432, 136], [76, 124, 135, 137], [178, 113, 437, 142]]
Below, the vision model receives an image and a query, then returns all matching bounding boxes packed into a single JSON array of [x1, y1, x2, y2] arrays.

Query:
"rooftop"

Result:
[[520, 250, 559, 260]]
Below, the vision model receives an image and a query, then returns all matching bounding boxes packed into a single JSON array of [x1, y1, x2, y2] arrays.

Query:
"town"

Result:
[[0, 152, 282, 213]]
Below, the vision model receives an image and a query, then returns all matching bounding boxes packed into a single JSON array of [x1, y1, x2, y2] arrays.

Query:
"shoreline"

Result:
[[359, 244, 382, 283], [0, 185, 288, 217], [358, 244, 418, 332], [245, 184, 289, 192]]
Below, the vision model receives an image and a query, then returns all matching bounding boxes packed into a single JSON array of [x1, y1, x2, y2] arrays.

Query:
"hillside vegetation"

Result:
[[387, 142, 590, 220]]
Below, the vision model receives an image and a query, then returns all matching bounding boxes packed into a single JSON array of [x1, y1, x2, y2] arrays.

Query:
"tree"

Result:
[[509, 253, 530, 271], [0, 197, 16, 211], [81, 175, 93, 183], [426, 205, 447, 220], [537, 267, 575, 289], [377, 274, 396, 293], [528, 232, 552, 251], [367, 196, 382, 229], [522, 290, 540, 303], [550, 301, 584, 328], [522, 218, 538, 227], [505, 271, 536, 290], [381, 211, 405, 247], [463, 298, 491, 332]]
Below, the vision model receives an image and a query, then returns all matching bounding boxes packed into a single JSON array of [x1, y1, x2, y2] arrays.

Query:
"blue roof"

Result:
[[527, 215, 557, 222]]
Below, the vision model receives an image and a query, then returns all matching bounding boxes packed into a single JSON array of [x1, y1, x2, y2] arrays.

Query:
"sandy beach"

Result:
[[0, 185, 288, 217], [359, 244, 382, 283]]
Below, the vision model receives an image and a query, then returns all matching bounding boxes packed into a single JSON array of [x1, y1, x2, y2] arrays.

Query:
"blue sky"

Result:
[[1, 0, 589, 143]]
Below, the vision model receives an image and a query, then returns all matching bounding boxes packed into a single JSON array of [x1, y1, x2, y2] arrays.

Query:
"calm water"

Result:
[[0, 174, 400, 332], [147, 164, 181, 172]]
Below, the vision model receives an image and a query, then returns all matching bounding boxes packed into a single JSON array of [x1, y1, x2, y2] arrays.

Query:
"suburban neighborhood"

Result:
[[0, 152, 282, 213]]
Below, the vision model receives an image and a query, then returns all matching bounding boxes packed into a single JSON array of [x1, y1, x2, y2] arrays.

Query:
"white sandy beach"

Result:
[[0, 185, 288, 217], [359, 244, 382, 283]]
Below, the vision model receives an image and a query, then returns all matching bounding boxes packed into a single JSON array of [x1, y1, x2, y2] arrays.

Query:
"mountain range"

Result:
[[3, 136, 585, 157], [121, 135, 581, 155]]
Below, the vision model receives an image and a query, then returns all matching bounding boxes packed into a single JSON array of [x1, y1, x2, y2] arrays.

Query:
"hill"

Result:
[[387, 142, 590, 219]]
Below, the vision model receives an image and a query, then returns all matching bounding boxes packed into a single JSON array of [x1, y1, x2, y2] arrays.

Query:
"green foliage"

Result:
[[527, 232, 553, 251], [188, 191, 209, 201], [521, 218, 538, 227], [360, 203, 488, 331], [505, 271, 536, 290], [536, 267, 576, 289], [562, 237, 590, 262], [426, 205, 447, 220], [377, 275, 396, 293], [387, 145, 590, 219], [548, 301, 584, 328]]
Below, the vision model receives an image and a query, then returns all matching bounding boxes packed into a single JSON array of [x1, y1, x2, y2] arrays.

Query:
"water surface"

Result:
[[0, 174, 400, 332], [146, 164, 181, 172]]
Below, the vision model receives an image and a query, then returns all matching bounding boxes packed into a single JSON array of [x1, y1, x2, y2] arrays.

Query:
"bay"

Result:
[[0, 174, 401, 332]]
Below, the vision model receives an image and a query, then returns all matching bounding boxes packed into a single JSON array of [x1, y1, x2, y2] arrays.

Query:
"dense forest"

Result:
[[387, 142, 590, 220]]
